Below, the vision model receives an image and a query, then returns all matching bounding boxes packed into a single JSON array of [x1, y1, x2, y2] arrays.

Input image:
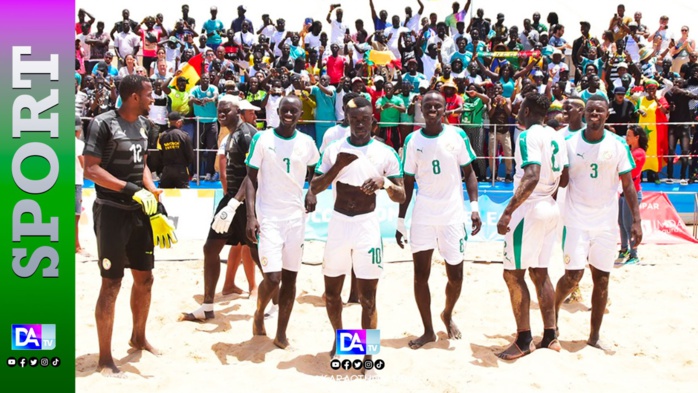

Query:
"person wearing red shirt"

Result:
[[367, 75, 386, 122], [618, 125, 647, 265], [76, 8, 95, 35], [441, 80, 463, 124], [325, 44, 350, 86]]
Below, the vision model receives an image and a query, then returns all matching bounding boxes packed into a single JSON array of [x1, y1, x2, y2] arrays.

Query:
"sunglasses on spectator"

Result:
[[681, 29, 688, 32]]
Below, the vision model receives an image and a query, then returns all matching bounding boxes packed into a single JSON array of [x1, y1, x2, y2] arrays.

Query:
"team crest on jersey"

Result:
[[102, 258, 112, 270], [445, 142, 456, 152], [564, 254, 571, 264], [602, 149, 614, 161], [293, 145, 305, 157], [261, 257, 268, 267]]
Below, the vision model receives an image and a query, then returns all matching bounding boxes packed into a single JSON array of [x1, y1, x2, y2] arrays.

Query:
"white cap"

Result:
[[373, 75, 384, 82], [418, 80, 430, 89], [553, 48, 563, 56]]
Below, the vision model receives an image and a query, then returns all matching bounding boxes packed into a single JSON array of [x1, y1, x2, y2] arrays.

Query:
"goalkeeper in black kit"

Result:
[[83, 74, 176, 377]]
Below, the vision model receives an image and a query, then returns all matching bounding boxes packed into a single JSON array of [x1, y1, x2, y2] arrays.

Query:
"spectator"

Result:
[[113, 21, 140, 68], [607, 86, 636, 136], [181, 4, 196, 30], [75, 114, 85, 254], [76, 8, 95, 35], [117, 54, 137, 78], [397, 79, 418, 142], [670, 26, 696, 73], [665, 79, 698, 183], [109, 9, 139, 40], [140, 16, 163, 72], [159, 112, 195, 188], [636, 79, 670, 184], [445, 1, 470, 36], [531, 12, 547, 33], [460, 84, 490, 181], [618, 125, 647, 265], [85, 21, 110, 73], [370, 0, 389, 31], [488, 83, 513, 181], [376, 81, 405, 149], [231, 5, 254, 33], [189, 73, 219, 181], [202, 7, 224, 52]]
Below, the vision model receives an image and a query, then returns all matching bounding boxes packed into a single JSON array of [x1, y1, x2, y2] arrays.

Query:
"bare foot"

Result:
[[248, 287, 258, 300], [408, 332, 437, 349], [274, 336, 290, 349], [587, 337, 615, 354], [178, 310, 214, 322], [441, 312, 462, 339], [321, 292, 327, 304], [497, 341, 535, 360], [97, 363, 126, 379], [252, 311, 266, 336], [129, 339, 162, 356], [222, 285, 244, 296]]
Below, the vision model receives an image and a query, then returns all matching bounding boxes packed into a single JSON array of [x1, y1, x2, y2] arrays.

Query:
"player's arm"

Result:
[[360, 176, 405, 203], [305, 166, 318, 213], [396, 174, 415, 248], [620, 171, 642, 247], [497, 164, 540, 235], [219, 154, 228, 194], [462, 164, 482, 235], [244, 167, 260, 243], [310, 152, 358, 194]]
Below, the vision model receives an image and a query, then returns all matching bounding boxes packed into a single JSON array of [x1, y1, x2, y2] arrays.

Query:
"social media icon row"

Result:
[[7, 357, 60, 368], [330, 358, 385, 371]]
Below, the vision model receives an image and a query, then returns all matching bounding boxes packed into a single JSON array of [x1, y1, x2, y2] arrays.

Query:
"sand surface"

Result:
[[76, 238, 698, 392]]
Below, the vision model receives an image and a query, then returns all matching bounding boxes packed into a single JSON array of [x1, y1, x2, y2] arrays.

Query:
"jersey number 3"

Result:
[[129, 144, 143, 163]]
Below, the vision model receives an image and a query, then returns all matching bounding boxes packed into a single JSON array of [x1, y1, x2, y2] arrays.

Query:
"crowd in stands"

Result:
[[75, 1, 698, 185]]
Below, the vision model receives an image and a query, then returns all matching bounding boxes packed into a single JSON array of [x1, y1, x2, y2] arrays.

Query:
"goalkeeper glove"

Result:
[[212, 199, 242, 234], [124, 182, 158, 216], [150, 211, 178, 249]]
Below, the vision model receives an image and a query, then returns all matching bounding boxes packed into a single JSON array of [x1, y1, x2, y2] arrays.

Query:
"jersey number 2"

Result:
[[129, 144, 143, 163]]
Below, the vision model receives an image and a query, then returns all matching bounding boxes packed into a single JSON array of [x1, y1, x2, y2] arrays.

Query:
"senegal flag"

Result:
[[171, 53, 203, 92], [364, 49, 397, 67], [636, 96, 669, 172]]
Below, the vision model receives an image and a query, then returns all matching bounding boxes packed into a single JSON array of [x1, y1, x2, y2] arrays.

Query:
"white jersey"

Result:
[[514, 124, 567, 202], [560, 125, 584, 139], [402, 125, 477, 225], [316, 138, 402, 199], [246, 129, 320, 221], [564, 130, 634, 230], [320, 124, 350, 153]]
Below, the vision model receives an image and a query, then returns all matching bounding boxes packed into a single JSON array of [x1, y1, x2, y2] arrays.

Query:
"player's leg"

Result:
[[357, 277, 379, 372], [274, 268, 297, 349], [667, 131, 677, 180], [323, 215, 352, 356], [222, 245, 244, 295], [407, 223, 438, 348], [253, 219, 284, 337], [500, 131, 513, 179], [93, 203, 128, 375], [498, 206, 536, 360], [439, 223, 467, 340], [272, 218, 305, 349], [240, 246, 258, 298], [125, 210, 159, 355], [555, 227, 588, 329], [347, 269, 359, 304], [586, 230, 615, 350], [680, 129, 690, 180]]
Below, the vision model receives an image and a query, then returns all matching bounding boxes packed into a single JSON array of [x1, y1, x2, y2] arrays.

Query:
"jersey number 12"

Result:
[[129, 144, 143, 163]]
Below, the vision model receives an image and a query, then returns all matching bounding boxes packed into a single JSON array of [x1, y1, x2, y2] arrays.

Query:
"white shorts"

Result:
[[410, 222, 467, 265], [562, 226, 616, 273], [503, 197, 560, 270], [258, 217, 305, 273], [323, 211, 383, 280]]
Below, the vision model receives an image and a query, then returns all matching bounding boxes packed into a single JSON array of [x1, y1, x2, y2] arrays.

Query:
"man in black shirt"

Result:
[[181, 96, 262, 322], [159, 112, 194, 188], [607, 86, 636, 136], [181, 4, 196, 30], [110, 9, 140, 40], [665, 79, 698, 181], [84, 74, 170, 376]]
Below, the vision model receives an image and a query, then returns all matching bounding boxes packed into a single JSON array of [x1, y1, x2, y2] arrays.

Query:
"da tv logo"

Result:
[[11, 324, 56, 350], [335, 329, 380, 355]]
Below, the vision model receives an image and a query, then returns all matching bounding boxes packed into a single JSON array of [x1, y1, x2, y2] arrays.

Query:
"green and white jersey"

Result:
[[564, 130, 635, 230], [245, 128, 319, 221], [560, 125, 585, 139], [402, 125, 477, 225], [514, 124, 568, 202]]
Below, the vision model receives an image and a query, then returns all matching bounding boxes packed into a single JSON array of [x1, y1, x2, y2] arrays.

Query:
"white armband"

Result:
[[470, 201, 479, 212]]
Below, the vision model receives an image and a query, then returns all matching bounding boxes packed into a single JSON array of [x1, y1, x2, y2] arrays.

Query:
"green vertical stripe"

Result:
[[562, 226, 567, 251], [245, 132, 263, 167], [519, 131, 529, 163], [513, 219, 525, 270]]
